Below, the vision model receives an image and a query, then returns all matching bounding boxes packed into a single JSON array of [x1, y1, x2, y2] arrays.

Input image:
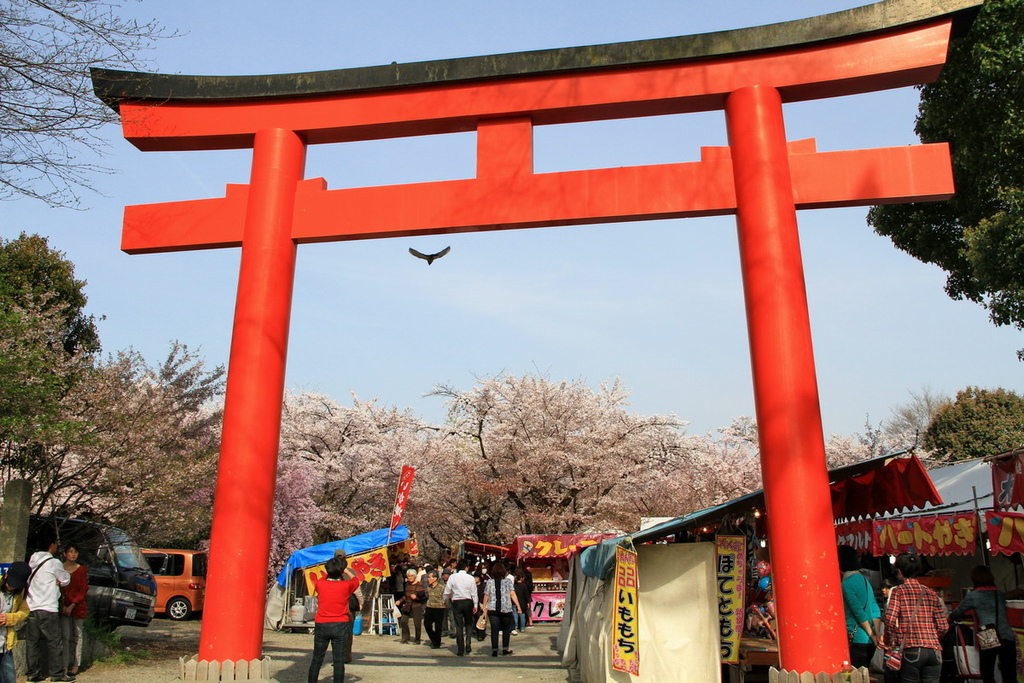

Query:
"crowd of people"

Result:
[[388, 556, 537, 658], [304, 553, 539, 682], [839, 546, 1016, 683], [0, 531, 88, 683]]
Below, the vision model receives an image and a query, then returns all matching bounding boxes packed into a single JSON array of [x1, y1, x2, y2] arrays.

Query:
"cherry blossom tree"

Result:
[[428, 374, 697, 538], [275, 391, 434, 548], [1, 342, 225, 547]]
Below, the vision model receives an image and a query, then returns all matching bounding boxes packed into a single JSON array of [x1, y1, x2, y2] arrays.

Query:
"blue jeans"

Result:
[[308, 620, 350, 683], [514, 610, 527, 632], [898, 647, 941, 683], [0, 650, 14, 683]]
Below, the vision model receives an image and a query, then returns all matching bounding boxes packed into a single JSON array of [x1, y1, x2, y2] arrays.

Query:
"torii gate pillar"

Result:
[[727, 84, 840, 666], [92, 0, 979, 674]]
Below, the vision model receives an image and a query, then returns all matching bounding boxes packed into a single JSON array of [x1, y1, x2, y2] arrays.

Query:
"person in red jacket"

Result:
[[60, 544, 88, 680], [308, 556, 360, 683]]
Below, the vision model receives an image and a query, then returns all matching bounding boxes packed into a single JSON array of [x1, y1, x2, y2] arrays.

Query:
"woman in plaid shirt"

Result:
[[883, 553, 948, 683]]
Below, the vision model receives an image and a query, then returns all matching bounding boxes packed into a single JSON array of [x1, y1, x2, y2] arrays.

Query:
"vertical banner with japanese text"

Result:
[[612, 545, 640, 676], [389, 465, 416, 537], [716, 535, 746, 665]]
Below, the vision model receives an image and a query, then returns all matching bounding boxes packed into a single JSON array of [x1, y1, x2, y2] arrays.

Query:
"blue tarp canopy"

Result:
[[275, 525, 409, 587]]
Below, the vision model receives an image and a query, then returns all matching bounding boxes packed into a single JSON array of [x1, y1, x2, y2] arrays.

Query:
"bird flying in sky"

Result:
[[409, 246, 451, 265]]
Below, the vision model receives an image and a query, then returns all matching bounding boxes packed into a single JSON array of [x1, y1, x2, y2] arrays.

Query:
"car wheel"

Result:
[[167, 596, 193, 621]]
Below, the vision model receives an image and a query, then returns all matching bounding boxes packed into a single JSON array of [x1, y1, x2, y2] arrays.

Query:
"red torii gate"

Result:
[[93, 0, 978, 673]]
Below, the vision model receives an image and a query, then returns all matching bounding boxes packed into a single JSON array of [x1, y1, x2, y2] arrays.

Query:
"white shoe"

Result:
[[511, 629, 519, 635]]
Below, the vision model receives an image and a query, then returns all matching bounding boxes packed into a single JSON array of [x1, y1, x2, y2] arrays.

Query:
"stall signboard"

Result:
[[303, 548, 391, 593], [508, 533, 616, 560], [992, 453, 1024, 509], [834, 520, 873, 553], [986, 510, 1024, 556], [716, 535, 746, 665], [872, 513, 977, 556], [531, 592, 566, 621], [612, 546, 640, 676]]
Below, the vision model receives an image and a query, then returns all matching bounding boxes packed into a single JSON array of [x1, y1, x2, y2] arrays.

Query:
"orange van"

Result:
[[142, 548, 206, 620]]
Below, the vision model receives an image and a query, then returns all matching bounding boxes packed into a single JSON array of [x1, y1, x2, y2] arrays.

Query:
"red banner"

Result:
[[986, 510, 1024, 556], [507, 534, 615, 560], [992, 453, 1024, 509], [835, 520, 873, 553], [872, 513, 977, 556], [389, 465, 416, 532]]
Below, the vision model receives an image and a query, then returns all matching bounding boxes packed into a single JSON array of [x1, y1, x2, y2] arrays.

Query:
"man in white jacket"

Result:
[[25, 533, 71, 682]]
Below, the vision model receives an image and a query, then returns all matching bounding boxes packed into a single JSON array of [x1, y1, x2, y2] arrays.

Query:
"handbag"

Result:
[[975, 590, 1003, 651], [976, 625, 1000, 650], [955, 624, 983, 679], [475, 611, 488, 630]]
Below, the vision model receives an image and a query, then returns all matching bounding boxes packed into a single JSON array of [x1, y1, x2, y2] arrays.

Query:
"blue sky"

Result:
[[6, 0, 1022, 437]]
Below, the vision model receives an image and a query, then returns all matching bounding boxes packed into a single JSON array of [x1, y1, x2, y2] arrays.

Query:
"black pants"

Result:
[[424, 607, 445, 648], [849, 641, 876, 669], [489, 611, 515, 653], [451, 599, 475, 655], [25, 610, 63, 680], [978, 638, 1016, 683], [308, 620, 350, 683]]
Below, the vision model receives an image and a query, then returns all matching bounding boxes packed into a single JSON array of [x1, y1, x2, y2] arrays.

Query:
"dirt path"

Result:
[[85, 619, 572, 682]]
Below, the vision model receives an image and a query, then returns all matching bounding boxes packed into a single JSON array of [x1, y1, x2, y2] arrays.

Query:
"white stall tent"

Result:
[[560, 542, 720, 683]]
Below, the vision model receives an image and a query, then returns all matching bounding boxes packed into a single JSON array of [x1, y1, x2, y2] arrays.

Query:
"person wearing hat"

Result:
[[0, 562, 31, 683]]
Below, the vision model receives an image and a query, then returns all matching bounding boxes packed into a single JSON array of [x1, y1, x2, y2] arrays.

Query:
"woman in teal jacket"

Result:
[[839, 545, 882, 668]]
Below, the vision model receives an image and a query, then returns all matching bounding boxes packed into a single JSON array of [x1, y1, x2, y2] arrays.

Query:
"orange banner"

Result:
[[872, 513, 977, 556]]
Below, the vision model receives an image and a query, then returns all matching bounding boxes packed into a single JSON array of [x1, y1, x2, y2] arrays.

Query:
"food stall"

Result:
[[560, 452, 945, 682], [264, 525, 411, 633], [506, 533, 615, 621]]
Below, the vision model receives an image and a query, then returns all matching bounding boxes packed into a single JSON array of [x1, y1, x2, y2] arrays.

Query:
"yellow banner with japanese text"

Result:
[[303, 548, 392, 594], [612, 545, 640, 676], [716, 535, 746, 665]]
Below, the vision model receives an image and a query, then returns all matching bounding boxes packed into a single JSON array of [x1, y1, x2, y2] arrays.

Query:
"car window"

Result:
[[192, 553, 207, 578]]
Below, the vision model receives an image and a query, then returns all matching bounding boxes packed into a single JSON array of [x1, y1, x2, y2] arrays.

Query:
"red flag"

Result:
[[390, 465, 416, 532]]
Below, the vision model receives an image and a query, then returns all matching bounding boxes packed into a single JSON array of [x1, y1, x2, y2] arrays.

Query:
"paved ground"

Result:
[[84, 618, 572, 682]]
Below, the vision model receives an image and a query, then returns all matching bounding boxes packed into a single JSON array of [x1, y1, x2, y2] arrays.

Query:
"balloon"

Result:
[[757, 561, 771, 577], [758, 576, 771, 591]]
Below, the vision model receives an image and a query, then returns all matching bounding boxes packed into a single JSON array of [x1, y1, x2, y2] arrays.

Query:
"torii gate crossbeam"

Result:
[[92, 0, 978, 674]]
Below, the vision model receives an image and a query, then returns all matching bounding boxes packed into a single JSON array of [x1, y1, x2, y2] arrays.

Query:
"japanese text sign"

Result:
[[303, 548, 391, 593], [992, 453, 1024, 509], [716, 535, 746, 665], [612, 546, 639, 676], [987, 510, 1024, 556], [390, 465, 416, 533], [872, 513, 977, 556]]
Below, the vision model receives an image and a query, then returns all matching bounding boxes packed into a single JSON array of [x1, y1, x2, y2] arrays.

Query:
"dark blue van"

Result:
[[28, 515, 156, 628]]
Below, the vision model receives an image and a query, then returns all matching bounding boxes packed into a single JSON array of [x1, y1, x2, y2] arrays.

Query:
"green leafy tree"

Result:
[[0, 233, 96, 448], [923, 387, 1024, 461], [868, 0, 1024, 356]]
